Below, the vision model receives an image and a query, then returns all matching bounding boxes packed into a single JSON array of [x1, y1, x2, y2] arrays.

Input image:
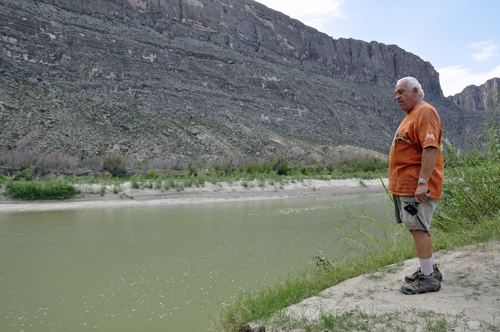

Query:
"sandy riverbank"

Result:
[[0, 178, 388, 213], [246, 241, 500, 332]]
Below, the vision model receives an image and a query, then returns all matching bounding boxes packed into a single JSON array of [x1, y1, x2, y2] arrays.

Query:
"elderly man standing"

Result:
[[389, 76, 444, 295]]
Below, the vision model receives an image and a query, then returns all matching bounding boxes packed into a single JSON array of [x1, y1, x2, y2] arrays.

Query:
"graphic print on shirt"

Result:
[[391, 131, 410, 147]]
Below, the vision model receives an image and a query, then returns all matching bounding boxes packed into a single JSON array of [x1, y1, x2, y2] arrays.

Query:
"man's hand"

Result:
[[415, 183, 430, 203], [415, 147, 437, 203]]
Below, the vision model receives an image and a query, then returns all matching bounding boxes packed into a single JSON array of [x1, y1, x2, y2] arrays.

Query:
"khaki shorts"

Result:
[[393, 194, 438, 231]]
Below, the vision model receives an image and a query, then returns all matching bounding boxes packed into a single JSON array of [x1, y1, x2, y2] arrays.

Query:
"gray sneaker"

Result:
[[405, 264, 442, 283], [401, 273, 441, 295]]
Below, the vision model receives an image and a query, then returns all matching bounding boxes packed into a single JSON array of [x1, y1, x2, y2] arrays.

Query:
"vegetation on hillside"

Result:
[[0, 149, 387, 177], [0, 153, 388, 200]]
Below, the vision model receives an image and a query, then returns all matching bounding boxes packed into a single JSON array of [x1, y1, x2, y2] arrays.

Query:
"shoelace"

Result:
[[410, 275, 426, 287]]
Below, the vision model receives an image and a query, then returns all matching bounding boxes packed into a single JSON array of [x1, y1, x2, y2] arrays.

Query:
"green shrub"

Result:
[[102, 154, 126, 177], [208, 175, 218, 185], [154, 177, 163, 190], [209, 161, 225, 176], [16, 168, 34, 181], [333, 157, 388, 176], [223, 160, 237, 176], [274, 157, 288, 175], [257, 174, 266, 188], [131, 175, 141, 189], [187, 163, 197, 176], [1, 173, 12, 182], [262, 161, 273, 173], [195, 173, 206, 187], [183, 176, 195, 187], [147, 168, 158, 178], [244, 162, 263, 174], [113, 182, 122, 194]]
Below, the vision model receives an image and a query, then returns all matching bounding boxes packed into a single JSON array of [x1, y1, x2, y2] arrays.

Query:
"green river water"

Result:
[[0, 193, 392, 331]]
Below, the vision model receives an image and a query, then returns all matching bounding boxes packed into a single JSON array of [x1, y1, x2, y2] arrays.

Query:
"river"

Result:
[[0, 193, 392, 331]]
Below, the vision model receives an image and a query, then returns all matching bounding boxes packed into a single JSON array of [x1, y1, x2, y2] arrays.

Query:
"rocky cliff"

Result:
[[448, 77, 500, 111], [17, 0, 445, 98], [0, 0, 483, 163]]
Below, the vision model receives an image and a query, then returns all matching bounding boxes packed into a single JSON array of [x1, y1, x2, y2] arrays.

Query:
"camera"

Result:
[[403, 190, 430, 216], [403, 198, 431, 237], [404, 202, 419, 216]]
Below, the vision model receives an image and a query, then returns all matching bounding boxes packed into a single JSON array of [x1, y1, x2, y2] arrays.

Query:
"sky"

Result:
[[254, 0, 500, 97]]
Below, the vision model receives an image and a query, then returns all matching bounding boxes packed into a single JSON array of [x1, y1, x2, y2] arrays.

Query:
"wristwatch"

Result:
[[418, 178, 428, 184]]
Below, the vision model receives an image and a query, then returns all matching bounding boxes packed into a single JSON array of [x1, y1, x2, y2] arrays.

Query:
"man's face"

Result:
[[394, 80, 419, 113]]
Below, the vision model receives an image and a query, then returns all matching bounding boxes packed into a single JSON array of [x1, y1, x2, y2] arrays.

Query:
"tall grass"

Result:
[[4, 179, 80, 200], [436, 163, 500, 227], [435, 96, 500, 229]]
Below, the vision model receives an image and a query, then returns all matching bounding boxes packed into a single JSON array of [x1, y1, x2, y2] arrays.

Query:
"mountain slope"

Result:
[[0, 0, 483, 162], [448, 77, 500, 111]]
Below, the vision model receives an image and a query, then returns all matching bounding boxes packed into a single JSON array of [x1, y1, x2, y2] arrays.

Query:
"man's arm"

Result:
[[415, 147, 438, 203]]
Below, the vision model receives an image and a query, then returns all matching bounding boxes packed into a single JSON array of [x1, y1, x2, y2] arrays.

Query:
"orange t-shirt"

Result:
[[388, 102, 444, 198]]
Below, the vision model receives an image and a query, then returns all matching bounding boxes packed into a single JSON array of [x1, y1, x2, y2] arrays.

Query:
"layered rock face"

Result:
[[36, 0, 444, 98], [0, 0, 482, 162], [448, 78, 500, 111]]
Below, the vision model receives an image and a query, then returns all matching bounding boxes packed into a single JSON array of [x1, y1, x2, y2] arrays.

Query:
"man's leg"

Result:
[[401, 229, 440, 294], [411, 229, 433, 276], [394, 195, 442, 288], [411, 229, 432, 258]]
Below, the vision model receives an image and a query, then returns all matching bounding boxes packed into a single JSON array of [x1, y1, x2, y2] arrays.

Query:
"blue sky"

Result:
[[255, 0, 500, 97]]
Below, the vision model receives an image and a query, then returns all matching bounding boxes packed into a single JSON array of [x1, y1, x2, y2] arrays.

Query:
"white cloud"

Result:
[[437, 65, 500, 96], [470, 40, 499, 61], [255, 0, 346, 21]]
